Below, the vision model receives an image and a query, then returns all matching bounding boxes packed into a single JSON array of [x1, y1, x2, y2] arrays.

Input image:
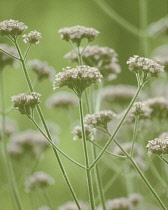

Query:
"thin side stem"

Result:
[[0, 70, 23, 210], [108, 134, 167, 210], [28, 115, 85, 169], [43, 190, 54, 210], [159, 155, 168, 164], [24, 44, 32, 60], [92, 145, 106, 210], [14, 40, 82, 210], [90, 83, 144, 169], [79, 98, 95, 210], [139, 0, 150, 57], [94, 0, 143, 37], [0, 48, 20, 60], [88, 140, 127, 159], [130, 116, 139, 157]]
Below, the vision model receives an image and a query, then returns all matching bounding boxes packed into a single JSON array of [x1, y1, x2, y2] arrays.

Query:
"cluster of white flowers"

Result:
[[25, 171, 54, 192], [152, 45, 168, 71], [159, 132, 168, 139], [58, 201, 89, 210], [127, 55, 164, 77], [146, 137, 168, 156], [72, 124, 94, 141], [128, 102, 152, 121], [23, 30, 42, 44], [65, 45, 121, 80], [58, 25, 99, 45], [0, 19, 28, 37], [0, 43, 18, 68], [53, 65, 103, 97], [84, 110, 116, 129], [46, 91, 78, 109], [8, 130, 50, 158], [28, 59, 55, 81], [148, 17, 168, 36], [11, 92, 41, 115]]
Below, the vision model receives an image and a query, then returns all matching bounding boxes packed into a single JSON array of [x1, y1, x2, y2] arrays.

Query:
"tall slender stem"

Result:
[[79, 98, 95, 210], [130, 116, 139, 157], [14, 40, 82, 210], [90, 83, 144, 169], [107, 133, 167, 210], [0, 69, 23, 210], [139, 0, 149, 57]]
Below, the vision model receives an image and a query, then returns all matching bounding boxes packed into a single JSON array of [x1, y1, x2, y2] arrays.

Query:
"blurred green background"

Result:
[[0, 0, 168, 209]]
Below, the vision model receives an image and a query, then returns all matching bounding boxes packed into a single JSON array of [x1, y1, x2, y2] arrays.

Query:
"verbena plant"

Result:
[[0, 1, 168, 210]]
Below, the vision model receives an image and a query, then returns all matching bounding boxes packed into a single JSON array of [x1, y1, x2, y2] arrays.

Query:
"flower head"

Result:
[[46, 91, 78, 109], [53, 65, 102, 97], [0, 117, 17, 140], [23, 30, 42, 44], [105, 198, 134, 210], [84, 110, 116, 129], [127, 55, 164, 78], [25, 171, 54, 192], [28, 59, 55, 81], [128, 193, 142, 207], [146, 138, 168, 156], [11, 92, 41, 115], [0, 19, 28, 37], [72, 124, 94, 141], [58, 25, 99, 45], [130, 102, 152, 117], [0, 43, 18, 69]]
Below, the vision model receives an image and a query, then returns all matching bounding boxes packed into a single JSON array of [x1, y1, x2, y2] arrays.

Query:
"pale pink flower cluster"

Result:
[[58, 25, 99, 44], [146, 138, 168, 156], [53, 65, 102, 97], [0, 118, 16, 139], [148, 17, 168, 36], [127, 55, 164, 76], [84, 110, 116, 128], [23, 30, 42, 44], [0, 19, 28, 37], [72, 124, 94, 141], [11, 92, 41, 115], [131, 102, 152, 117], [25, 171, 54, 192]]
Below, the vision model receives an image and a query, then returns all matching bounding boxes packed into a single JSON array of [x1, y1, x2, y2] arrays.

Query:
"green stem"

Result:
[[79, 98, 95, 210], [27, 115, 85, 169], [159, 155, 168, 165], [0, 48, 20, 60], [88, 140, 127, 159], [0, 70, 23, 210], [94, 0, 143, 37], [112, 137, 167, 210], [92, 145, 106, 210], [14, 40, 82, 210], [139, 0, 150, 57], [90, 83, 144, 169], [130, 116, 139, 157], [43, 190, 54, 210]]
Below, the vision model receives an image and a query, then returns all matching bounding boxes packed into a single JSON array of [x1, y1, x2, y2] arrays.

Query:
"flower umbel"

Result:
[[127, 55, 164, 82], [0, 19, 28, 38], [84, 110, 116, 129], [72, 124, 94, 141], [146, 138, 168, 156], [23, 30, 42, 44], [58, 25, 99, 45], [11, 92, 41, 115], [53, 65, 102, 97]]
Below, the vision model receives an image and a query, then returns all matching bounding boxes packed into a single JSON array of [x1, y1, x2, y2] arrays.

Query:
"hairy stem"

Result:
[[0, 70, 23, 210]]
